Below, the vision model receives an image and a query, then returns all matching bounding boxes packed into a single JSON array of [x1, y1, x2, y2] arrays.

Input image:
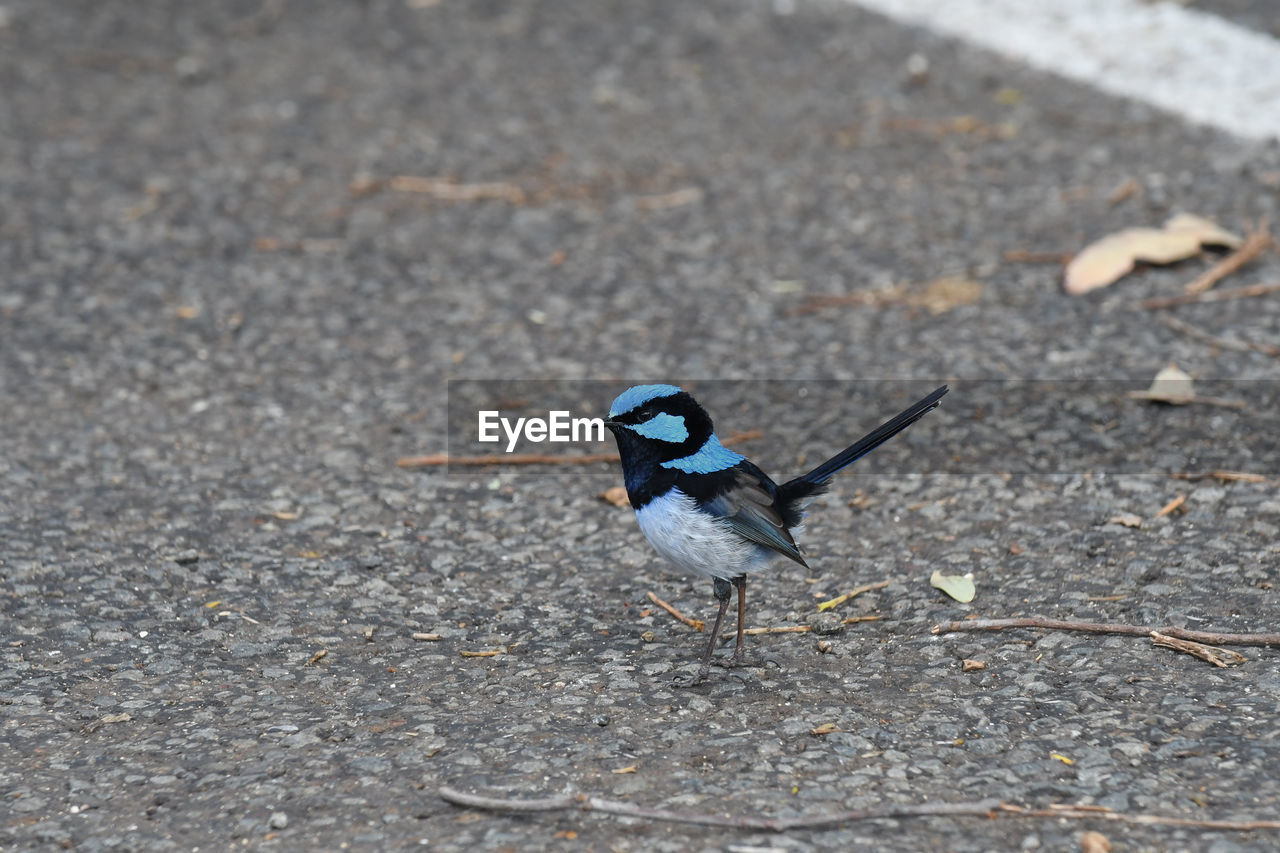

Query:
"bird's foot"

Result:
[[671, 665, 711, 688], [711, 650, 753, 669]]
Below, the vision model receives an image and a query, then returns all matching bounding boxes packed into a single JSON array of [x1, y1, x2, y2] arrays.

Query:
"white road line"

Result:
[[845, 0, 1280, 141]]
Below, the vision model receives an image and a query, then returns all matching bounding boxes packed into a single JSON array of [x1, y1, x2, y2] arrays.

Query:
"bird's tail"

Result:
[[784, 385, 948, 490]]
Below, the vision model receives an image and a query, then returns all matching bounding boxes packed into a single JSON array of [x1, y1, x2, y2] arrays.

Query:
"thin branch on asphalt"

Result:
[[438, 787, 1005, 830], [438, 787, 1280, 833], [647, 592, 705, 632], [1159, 314, 1280, 358], [1150, 631, 1246, 667], [1183, 217, 1271, 295], [1135, 280, 1280, 310], [932, 617, 1280, 647]]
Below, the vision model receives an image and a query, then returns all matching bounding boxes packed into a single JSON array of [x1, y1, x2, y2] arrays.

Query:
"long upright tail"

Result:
[[785, 385, 948, 489]]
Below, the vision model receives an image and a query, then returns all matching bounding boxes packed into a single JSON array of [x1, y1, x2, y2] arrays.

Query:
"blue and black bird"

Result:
[[604, 384, 948, 685]]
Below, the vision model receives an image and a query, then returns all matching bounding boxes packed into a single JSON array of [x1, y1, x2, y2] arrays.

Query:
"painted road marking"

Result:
[[846, 0, 1280, 141]]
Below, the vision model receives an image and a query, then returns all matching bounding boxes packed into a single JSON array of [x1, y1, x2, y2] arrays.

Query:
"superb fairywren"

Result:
[[604, 384, 948, 685]]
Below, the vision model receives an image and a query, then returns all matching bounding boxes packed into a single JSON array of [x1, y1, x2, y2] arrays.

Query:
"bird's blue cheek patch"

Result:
[[631, 413, 689, 444], [662, 434, 744, 474]]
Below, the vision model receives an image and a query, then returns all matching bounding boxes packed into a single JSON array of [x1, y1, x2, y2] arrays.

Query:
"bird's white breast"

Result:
[[634, 488, 773, 579]]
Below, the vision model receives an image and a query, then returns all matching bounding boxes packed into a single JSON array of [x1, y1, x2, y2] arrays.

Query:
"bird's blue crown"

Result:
[[609, 384, 684, 418]]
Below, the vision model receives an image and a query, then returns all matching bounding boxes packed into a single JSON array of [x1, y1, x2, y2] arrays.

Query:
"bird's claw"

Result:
[[671, 667, 711, 688]]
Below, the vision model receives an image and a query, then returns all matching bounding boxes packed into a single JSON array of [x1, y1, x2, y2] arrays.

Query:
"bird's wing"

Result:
[[706, 466, 808, 567]]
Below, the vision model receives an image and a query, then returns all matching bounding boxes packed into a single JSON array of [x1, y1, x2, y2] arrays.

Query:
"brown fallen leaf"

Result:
[[1108, 513, 1143, 528], [1164, 212, 1244, 247], [611, 765, 638, 774], [1080, 829, 1113, 853], [1065, 214, 1242, 295], [961, 659, 985, 672], [599, 486, 630, 508], [810, 722, 840, 735], [1126, 363, 1244, 409], [914, 277, 984, 314]]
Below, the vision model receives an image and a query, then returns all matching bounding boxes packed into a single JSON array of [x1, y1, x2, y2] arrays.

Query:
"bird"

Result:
[[604, 383, 948, 685]]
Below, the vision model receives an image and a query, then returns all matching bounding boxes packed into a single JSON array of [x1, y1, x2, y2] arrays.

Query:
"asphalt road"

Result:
[[2, 1, 1279, 850]]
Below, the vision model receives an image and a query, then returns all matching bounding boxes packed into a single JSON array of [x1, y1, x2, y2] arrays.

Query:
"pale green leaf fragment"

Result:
[[930, 570, 976, 603]]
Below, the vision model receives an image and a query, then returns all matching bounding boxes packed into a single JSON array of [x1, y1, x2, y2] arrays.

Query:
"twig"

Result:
[[1154, 493, 1186, 518], [1184, 217, 1271, 295], [999, 803, 1280, 832], [717, 617, 884, 640], [817, 580, 891, 612], [1171, 470, 1270, 484], [438, 787, 1280, 833], [1107, 177, 1141, 206], [1160, 314, 1280, 358], [787, 287, 906, 316], [397, 451, 618, 468], [1003, 250, 1072, 264], [932, 617, 1280, 647], [1150, 631, 1246, 667], [721, 625, 813, 639], [439, 787, 1003, 830], [1136, 280, 1280, 310], [635, 187, 704, 211], [398, 431, 764, 469], [647, 592, 704, 632], [388, 175, 526, 204], [1126, 389, 1246, 409]]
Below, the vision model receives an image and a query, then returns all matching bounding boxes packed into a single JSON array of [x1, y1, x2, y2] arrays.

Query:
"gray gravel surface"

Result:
[[2, 0, 1279, 850]]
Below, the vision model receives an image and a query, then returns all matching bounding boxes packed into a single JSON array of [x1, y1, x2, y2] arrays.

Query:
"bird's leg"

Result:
[[672, 577, 732, 687], [731, 574, 748, 664], [713, 574, 751, 668]]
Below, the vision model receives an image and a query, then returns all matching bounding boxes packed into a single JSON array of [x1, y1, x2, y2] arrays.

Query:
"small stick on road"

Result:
[[1136, 280, 1280, 310], [1183, 217, 1271, 295], [438, 787, 1280, 832], [646, 592, 704, 632], [932, 617, 1280, 647], [1150, 631, 1246, 667]]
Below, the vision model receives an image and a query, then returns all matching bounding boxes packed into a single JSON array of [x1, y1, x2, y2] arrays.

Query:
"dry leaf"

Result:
[[1134, 363, 1195, 404], [1127, 364, 1245, 409], [100, 713, 132, 724], [810, 722, 839, 735], [1080, 830, 1112, 853], [1049, 751, 1074, 765], [611, 765, 638, 774], [1065, 214, 1241, 295], [912, 277, 983, 314], [1107, 513, 1143, 528], [961, 659, 985, 672], [599, 486, 630, 508], [929, 571, 975, 603], [1163, 213, 1243, 248]]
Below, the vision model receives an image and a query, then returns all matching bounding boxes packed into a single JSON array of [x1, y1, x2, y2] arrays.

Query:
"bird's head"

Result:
[[604, 384, 716, 466]]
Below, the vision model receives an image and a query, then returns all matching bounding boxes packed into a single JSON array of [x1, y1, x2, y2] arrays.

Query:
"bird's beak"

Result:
[[603, 419, 622, 431]]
